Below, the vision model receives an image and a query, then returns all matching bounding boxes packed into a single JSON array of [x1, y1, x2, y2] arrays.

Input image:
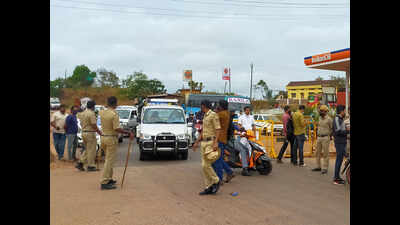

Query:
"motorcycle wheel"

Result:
[[258, 160, 272, 175]]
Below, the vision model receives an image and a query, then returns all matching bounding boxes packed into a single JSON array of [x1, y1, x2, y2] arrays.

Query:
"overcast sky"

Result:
[[50, 0, 350, 98]]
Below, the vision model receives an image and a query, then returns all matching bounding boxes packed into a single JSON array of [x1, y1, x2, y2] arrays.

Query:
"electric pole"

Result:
[[229, 68, 231, 95], [250, 63, 253, 100]]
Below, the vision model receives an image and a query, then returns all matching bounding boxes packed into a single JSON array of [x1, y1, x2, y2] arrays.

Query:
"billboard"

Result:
[[183, 70, 192, 82], [223, 68, 230, 80]]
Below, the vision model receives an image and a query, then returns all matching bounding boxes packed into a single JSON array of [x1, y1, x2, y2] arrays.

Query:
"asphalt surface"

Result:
[[51, 136, 350, 225]]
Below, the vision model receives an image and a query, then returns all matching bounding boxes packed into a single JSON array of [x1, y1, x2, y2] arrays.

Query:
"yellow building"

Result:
[[286, 80, 334, 100]]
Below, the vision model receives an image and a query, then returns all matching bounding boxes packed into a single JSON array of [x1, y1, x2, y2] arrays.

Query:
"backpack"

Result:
[[286, 117, 294, 137]]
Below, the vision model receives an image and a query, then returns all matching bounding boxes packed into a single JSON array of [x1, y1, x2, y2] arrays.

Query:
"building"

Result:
[[286, 80, 335, 100]]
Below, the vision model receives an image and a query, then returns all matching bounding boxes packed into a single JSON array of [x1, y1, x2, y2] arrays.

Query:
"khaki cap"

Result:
[[319, 105, 329, 112]]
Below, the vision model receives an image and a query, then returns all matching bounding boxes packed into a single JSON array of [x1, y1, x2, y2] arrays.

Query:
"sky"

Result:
[[50, 0, 350, 99]]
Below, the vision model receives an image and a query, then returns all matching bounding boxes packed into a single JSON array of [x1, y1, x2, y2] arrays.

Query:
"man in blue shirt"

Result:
[[65, 106, 79, 161]]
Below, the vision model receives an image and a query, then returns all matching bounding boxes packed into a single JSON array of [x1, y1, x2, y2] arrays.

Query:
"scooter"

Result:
[[224, 130, 272, 175], [341, 158, 350, 185]]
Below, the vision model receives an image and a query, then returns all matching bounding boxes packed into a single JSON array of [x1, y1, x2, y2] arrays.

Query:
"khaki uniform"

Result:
[[200, 110, 221, 189], [99, 108, 120, 184], [315, 116, 333, 170], [78, 109, 98, 168]]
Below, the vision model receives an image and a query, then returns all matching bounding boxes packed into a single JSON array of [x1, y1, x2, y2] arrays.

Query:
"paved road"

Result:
[[51, 136, 350, 225]]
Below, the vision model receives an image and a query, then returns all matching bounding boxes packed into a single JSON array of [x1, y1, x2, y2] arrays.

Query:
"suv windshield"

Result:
[[143, 108, 185, 124], [116, 110, 131, 119]]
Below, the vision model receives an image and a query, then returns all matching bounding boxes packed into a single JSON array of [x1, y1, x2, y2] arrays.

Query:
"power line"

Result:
[[50, 4, 348, 21], [169, 0, 349, 8], [53, 0, 349, 18]]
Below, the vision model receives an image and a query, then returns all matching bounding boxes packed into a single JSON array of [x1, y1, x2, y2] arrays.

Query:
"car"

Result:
[[116, 106, 138, 138], [253, 114, 284, 135], [50, 97, 61, 110], [77, 118, 101, 151], [136, 104, 190, 160]]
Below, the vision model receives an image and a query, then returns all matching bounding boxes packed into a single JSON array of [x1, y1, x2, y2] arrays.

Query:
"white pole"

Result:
[[345, 70, 350, 115]]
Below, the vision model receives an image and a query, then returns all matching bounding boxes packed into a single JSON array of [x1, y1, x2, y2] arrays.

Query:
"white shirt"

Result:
[[238, 114, 255, 131], [51, 111, 68, 134]]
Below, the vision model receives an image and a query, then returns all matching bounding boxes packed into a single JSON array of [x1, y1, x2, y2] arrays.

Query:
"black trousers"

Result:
[[277, 135, 295, 162]]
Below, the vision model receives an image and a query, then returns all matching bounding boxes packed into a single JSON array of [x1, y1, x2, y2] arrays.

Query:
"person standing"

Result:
[[332, 105, 349, 185], [311, 105, 333, 174], [292, 105, 307, 167], [277, 105, 295, 164], [193, 100, 221, 195], [99, 96, 134, 190], [75, 101, 102, 172], [212, 100, 235, 185], [65, 106, 79, 161], [51, 104, 68, 160]]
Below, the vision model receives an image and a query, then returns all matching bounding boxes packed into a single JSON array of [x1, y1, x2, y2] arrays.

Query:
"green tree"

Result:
[[315, 76, 324, 81], [97, 68, 120, 87], [188, 80, 204, 91], [67, 65, 96, 88], [50, 78, 65, 97], [254, 80, 273, 101], [121, 72, 166, 99], [329, 75, 346, 89]]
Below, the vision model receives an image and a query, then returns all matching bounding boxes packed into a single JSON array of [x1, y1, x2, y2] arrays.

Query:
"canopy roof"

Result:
[[304, 48, 349, 72]]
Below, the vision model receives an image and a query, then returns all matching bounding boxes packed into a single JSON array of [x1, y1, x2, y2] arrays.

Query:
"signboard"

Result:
[[322, 86, 336, 94], [223, 68, 230, 80], [183, 70, 192, 82], [227, 97, 250, 104]]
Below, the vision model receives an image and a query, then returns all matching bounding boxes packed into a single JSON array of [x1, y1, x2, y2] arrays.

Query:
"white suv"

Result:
[[137, 105, 190, 160]]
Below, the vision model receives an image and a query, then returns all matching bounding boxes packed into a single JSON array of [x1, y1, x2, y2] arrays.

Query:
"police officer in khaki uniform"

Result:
[[312, 105, 333, 174], [99, 96, 134, 190], [75, 100, 102, 172], [193, 100, 221, 195]]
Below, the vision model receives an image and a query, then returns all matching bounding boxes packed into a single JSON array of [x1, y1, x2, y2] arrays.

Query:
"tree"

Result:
[[97, 68, 120, 88], [121, 71, 166, 100], [254, 80, 273, 101], [188, 80, 204, 91], [315, 76, 324, 81], [50, 78, 65, 97], [329, 75, 346, 89], [67, 65, 96, 88]]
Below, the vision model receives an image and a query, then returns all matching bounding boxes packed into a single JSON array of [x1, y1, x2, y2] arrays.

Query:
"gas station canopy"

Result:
[[304, 48, 350, 114], [304, 48, 349, 71]]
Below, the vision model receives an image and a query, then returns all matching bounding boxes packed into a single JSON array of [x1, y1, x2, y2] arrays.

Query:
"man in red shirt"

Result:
[[277, 105, 295, 164]]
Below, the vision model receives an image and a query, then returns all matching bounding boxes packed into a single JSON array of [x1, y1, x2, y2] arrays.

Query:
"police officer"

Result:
[[193, 100, 221, 195], [311, 105, 333, 175], [99, 96, 134, 190], [75, 100, 102, 172]]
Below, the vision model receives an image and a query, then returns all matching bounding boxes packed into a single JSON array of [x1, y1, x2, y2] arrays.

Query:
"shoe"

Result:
[[211, 182, 220, 194], [225, 173, 235, 183], [101, 183, 117, 190], [87, 166, 99, 172], [241, 168, 251, 176], [75, 163, 85, 171], [299, 163, 306, 167], [321, 169, 328, 174], [333, 178, 345, 185], [108, 180, 117, 185], [199, 187, 213, 195], [292, 162, 298, 166], [277, 159, 283, 164], [312, 168, 322, 172]]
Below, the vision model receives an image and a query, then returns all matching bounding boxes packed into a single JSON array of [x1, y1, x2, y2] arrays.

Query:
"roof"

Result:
[[147, 93, 182, 98], [143, 105, 184, 110], [304, 48, 350, 71], [286, 80, 334, 87]]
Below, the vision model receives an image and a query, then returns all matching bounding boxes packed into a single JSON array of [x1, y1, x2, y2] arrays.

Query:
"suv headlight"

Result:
[[140, 134, 152, 140]]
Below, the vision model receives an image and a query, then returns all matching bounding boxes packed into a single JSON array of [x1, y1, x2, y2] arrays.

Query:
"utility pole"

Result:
[[64, 69, 67, 88], [250, 63, 253, 100], [229, 68, 231, 94]]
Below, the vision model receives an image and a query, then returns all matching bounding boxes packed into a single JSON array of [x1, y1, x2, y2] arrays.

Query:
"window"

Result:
[[291, 93, 296, 98], [254, 115, 258, 120]]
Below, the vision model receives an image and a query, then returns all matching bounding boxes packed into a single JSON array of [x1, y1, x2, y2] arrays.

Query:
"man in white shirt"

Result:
[[236, 106, 256, 176], [238, 106, 256, 132], [51, 104, 68, 160]]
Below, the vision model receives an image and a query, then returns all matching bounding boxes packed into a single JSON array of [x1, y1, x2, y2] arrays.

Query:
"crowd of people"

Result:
[[51, 97, 350, 191]]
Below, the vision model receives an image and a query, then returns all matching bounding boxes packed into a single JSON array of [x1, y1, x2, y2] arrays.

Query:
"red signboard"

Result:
[[223, 68, 230, 80]]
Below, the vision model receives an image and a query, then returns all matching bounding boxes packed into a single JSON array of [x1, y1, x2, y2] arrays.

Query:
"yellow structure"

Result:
[[286, 80, 334, 100]]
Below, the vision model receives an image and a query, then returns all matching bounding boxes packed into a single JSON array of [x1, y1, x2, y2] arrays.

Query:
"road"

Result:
[[51, 137, 350, 225]]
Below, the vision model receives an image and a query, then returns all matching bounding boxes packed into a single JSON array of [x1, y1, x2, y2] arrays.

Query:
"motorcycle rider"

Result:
[[236, 106, 257, 176]]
